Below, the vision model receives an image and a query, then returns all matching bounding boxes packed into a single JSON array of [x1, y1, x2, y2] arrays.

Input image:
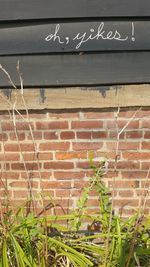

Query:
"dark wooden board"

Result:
[[0, 0, 150, 21], [0, 52, 150, 87], [0, 21, 150, 55]]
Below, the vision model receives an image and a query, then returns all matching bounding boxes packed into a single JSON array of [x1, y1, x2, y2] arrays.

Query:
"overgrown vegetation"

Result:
[[0, 160, 150, 267]]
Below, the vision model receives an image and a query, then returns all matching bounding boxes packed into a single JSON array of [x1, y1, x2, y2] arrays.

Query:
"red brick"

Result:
[[87, 199, 100, 206], [0, 190, 12, 198], [7, 200, 25, 208], [1, 108, 150, 215], [54, 171, 85, 180], [2, 122, 34, 131], [0, 133, 8, 141], [0, 113, 10, 120], [4, 163, 9, 170], [43, 132, 58, 140], [109, 131, 125, 139], [40, 142, 70, 151], [55, 152, 87, 160], [118, 110, 140, 118], [17, 122, 34, 130], [122, 152, 150, 160], [23, 153, 37, 161], [76, 132, 92, 139], [96, 151, 118, 160], [4, 144, 19, 152], [126, 131, 142, 139], [142, 142, 150, 150], [141, 162, 150, 170], [141, 181, 150, 188], [108, 180, 139, 188], [83, 111, 114, 119], [24, 153, 48, 162], [119, 208, 141, 216], [74, 181, 89, 189], [144, 131, 150, 139], [70, 189, 82, 197], [11, 163, 39, 170], [76, 161, 99, 169], [20, 171, 52, 180], [10, 181, 38, 188], [60, 131, 75, 139], [48, 112, 79, 119], [55, 190, 71, 198], [119, 190, 134, 197], [76, 131, 107, 139], [44, 161, 74, 170], [47, 208, 69, 217], [72, 142, 103, 151], [38, 152, 53, 160], [40, 190, 54, 197], [39, 172, 53, 179], [106, 142, 139, 151], [122, 171, 148, 179], [108, 161, 140, 170], [13, 190, 33, 199], [1, 122, 14, 131], [87, 208, 101, 214], [0, 153, 20, 161], [41, 181, 71, 189], [0, 172, 19, 180], [9, 133, 25, 141], [0, 180, 6, 188], [71, 121, 103, 129], [28, 113, 47, 119], [27, 132, 42, 140], [136, 109, 150, 118], [104, 171, 120, 179], [88, 190, 99, 197], [51, 198, 73, 208], [142, 120, 150, 128], [141, 199, 150, 206], [135, 189, 148, 197], [36, 121, 68, 130], [113, 199, 139, 207], [106, 120, 139, 130], [20, 144, 35, 151], [92, 131, 107, 139], [5, 144, 34, 152]]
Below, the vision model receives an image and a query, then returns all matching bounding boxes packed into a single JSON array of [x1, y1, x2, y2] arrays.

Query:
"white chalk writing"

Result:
[[45, 22, 135, 49]]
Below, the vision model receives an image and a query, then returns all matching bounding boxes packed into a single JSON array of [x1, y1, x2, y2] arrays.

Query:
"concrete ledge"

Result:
[[0, 85, 150, 110]]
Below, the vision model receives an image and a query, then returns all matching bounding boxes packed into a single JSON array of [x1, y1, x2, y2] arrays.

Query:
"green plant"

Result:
[[0, 205, 95, 267], [0, 161, 150, 267], [67, 159, 150, 267]]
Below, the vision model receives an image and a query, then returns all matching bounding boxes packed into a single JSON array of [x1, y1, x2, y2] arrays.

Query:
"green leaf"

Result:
[[9, 233, 34, 267], [136, 248, 150, 256], [45, 235, 93, 266], [2, 240, 9, 267]]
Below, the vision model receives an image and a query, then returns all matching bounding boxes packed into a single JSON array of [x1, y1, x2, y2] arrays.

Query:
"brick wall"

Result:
[[0, 108, 150, 216]]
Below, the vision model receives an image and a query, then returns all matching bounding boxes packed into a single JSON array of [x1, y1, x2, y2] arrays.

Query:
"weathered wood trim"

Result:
[[1, 53, 150, 87], [0, 85, 150, 111], [0, 0, 150, 21]]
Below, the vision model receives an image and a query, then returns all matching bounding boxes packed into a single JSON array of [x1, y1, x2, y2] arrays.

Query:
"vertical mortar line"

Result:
[[79, 111, 84, 120]]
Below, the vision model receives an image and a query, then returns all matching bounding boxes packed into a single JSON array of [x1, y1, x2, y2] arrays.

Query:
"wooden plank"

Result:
[[1, 85, 150, 110], [0, 0, 150, 21], [0, 21, 149, 55], [0, 52, 150, 87]]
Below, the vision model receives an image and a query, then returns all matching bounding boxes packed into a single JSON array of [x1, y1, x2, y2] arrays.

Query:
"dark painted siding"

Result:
[[0, 0, 150, 20], [0, 1, 150, 87]]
